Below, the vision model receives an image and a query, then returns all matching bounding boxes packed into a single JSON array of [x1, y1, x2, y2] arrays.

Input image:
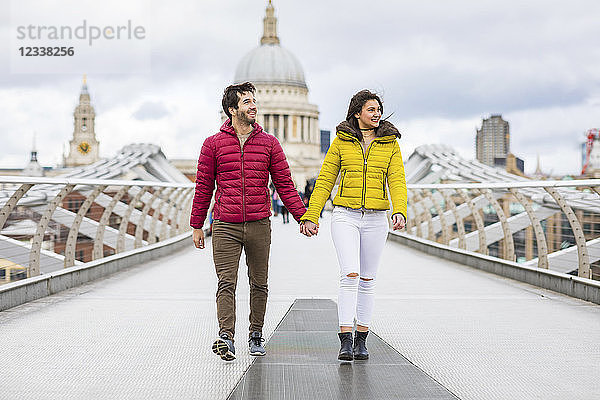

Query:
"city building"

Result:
[[22, 134, 44, 177], [229, 1, 323, 186], [493, 153, 525, 177], [475, 114, 525, 175], [0, 134, 51, 177], [2, 79, 102, 177], [320, 130, 331, 154], [476, 114, 510, 167], [64, 76, 100, 167]]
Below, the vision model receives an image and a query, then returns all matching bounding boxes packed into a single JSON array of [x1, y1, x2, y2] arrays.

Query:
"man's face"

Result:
[[231, 91, 257, 124]]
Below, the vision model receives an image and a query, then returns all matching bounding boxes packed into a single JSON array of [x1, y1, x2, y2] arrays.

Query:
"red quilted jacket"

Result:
[[190, 120, 306, 228]]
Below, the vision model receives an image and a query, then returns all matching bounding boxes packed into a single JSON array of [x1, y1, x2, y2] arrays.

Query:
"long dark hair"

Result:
[[345, 89, 399, 140]]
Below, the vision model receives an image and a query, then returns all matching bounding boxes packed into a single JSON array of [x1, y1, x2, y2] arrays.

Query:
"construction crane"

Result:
[[581, 128, 600, 175]]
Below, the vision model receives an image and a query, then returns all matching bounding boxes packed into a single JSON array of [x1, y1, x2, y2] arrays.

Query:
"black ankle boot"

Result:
[[338, 332, 353, 361], [353, 331, 369, 360]]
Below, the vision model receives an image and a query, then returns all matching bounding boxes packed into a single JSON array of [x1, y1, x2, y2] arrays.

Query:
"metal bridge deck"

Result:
[[1, 212, 599, 399], [228, 299, 458, 400]]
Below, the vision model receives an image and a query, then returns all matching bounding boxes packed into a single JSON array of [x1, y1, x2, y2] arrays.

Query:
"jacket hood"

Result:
[[336, 120, 400, 142], [220, 119, 264, 136]]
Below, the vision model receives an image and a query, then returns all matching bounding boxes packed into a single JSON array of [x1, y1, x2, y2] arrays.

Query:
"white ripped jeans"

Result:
[[331, 206, 389, 328]]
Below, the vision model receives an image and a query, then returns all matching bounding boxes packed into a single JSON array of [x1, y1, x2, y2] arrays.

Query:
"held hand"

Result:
[[304, 220, 319, 236], [192, 228, 205, 249], [300, 220, 319, 237], [299, 222, 312, 237], [392, 214, 406, 231]]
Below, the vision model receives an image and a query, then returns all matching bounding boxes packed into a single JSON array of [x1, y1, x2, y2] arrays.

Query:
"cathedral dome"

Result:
[[226, 2, 322, 188], [234, 44, 307, 89], [233, 1, 307, 89]]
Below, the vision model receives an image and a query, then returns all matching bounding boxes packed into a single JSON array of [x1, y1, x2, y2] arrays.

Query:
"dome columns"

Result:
[[259, 111, 318, 144]]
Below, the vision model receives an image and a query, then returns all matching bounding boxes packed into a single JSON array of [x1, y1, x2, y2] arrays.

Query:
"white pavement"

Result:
[[0, 211, 599, 399]]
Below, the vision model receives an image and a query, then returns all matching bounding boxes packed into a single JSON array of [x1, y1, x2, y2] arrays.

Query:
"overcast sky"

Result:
[[1, 0, 599, 175]]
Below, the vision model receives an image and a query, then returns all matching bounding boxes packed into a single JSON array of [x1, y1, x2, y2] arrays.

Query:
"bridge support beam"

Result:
[[510, 188, 548, 269], [545, 188, 590, 279], [459, 189, 487, 254], [29, 185, 75, 277], [423, 190, 450, 245], [117, 187, 149, 253], [0, 184, 33, 231], [483, 189, 515, 262], [93, 186, 130, 260], [442, 189, 466, 250], [65, 185, 107, 268]]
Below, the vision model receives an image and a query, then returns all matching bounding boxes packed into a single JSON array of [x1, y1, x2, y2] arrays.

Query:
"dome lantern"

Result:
[[261, 0, 279, 45]]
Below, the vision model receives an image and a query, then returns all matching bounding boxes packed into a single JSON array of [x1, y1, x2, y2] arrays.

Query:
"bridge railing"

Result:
[[405, 180, 600, 281], [0, 176, 195, 284]]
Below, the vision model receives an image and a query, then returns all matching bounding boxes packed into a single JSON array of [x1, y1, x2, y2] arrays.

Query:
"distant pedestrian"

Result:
[[277, 196, 289, 223], [299, 89, 407, 361], [304, 181, 312, 205], [271, 187, 279, 216]]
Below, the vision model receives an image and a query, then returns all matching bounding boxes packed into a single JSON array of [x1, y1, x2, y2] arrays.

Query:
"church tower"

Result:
[[65, 75, 100, 167], [22, 133, 44, 177]]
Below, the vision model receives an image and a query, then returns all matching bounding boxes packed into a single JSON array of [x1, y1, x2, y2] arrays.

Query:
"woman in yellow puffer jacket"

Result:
[[300, 89, 407, 361]]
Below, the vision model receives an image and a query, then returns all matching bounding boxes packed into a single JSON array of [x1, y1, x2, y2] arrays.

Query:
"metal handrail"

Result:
[[408, 179, 600, 190], [0, 176, 195, 188], [405, 180, 600, 281], [4, 176, 598, 283], [0, 177, 195, 284]]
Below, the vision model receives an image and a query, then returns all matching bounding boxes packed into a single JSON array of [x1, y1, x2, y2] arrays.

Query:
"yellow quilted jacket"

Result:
[[301, 120, 407, 224]]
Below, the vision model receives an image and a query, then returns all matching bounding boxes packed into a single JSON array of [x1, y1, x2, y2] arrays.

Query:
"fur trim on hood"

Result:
[[336, 120, 401, 141]]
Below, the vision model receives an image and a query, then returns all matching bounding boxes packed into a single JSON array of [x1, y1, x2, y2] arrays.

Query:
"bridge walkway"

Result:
[[1, 212, 599, 399]]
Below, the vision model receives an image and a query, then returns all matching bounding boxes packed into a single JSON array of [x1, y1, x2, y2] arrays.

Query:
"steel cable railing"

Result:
[[404, 180, 600, 281], [4, 176, 598, 284], [0, 176, 194, 285]]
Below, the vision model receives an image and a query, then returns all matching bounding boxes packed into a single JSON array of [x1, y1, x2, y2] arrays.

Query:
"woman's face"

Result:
[[355, 99, 381, 130]]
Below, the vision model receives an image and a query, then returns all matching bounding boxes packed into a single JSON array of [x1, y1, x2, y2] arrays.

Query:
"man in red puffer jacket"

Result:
[[190, 82, 309, 361]]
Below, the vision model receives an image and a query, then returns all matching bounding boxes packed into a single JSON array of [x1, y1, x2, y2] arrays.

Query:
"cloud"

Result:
[[132, 101, 170, 120], [0, 86, 73, 167], [0, 0, 599, 177]]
